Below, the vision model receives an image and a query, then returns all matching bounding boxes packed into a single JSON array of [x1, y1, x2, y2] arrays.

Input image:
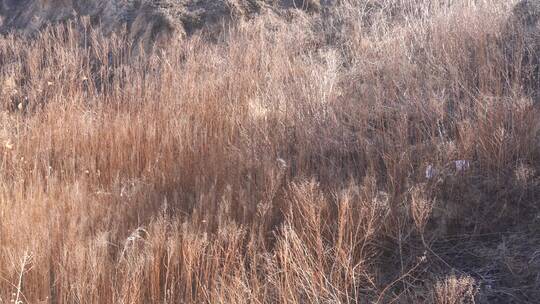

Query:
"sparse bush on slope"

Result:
[[0, 0, 539, 303]]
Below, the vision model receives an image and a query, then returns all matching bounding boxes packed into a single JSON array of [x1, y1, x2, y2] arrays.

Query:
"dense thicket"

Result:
[[0, 0, 539, 303]]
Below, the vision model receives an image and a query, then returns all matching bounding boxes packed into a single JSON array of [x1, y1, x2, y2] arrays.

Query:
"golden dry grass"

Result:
[[0, 0, 539, 303]]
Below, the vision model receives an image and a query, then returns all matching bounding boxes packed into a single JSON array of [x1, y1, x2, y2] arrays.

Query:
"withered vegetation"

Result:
[[0, 0, 539, 303]]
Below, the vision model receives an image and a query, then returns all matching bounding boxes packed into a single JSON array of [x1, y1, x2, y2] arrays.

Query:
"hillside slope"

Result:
[[0, 0, 539, 303], [0, 0, 324, 47]]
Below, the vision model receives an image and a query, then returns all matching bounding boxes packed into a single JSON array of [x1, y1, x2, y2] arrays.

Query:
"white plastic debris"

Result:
[[276, 158, 287, 169], [425, 164, 436, 179], [454, 160, 470, 172], [426, 160, 471, 179]]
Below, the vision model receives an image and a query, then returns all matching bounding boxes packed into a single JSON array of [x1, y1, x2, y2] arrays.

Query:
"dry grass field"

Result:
[[0, 0, 539, 303]]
